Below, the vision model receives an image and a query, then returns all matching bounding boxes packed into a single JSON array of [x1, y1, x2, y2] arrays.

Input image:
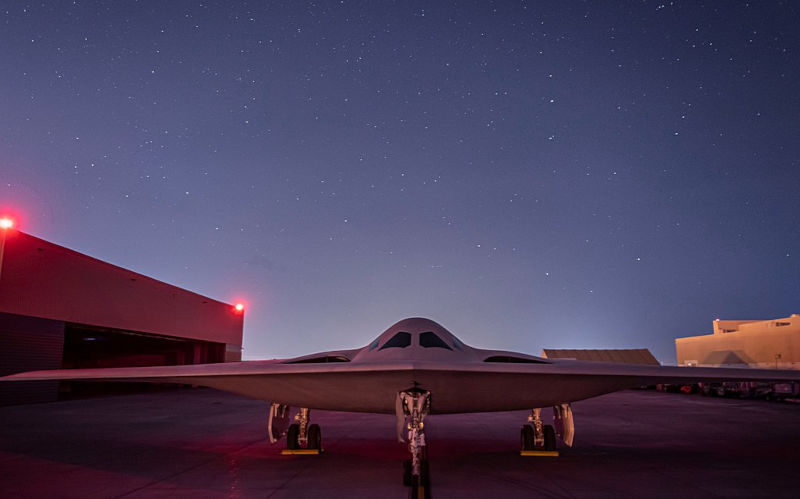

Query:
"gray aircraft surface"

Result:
[[3, 317, 799, 495]]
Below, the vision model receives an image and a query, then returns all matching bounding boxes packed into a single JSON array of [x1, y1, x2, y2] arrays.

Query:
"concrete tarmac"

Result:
[[1, 388, 798, 498]]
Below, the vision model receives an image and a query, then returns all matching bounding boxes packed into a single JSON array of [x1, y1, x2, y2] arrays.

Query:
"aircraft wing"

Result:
[[2, 360, 798, 414]]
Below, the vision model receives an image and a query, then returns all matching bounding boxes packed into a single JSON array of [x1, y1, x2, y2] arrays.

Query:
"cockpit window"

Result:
[[368, 338, 381, 351], [419, 331, 453, 350], [378, 332, 412, 350]]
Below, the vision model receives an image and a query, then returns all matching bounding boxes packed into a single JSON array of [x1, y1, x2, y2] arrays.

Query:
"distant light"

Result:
[[234, 303, 245, 312], [0, 217, 13, 230]]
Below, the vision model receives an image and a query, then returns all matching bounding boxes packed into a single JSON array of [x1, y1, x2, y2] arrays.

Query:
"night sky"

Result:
[[2, 1, 799, 363]]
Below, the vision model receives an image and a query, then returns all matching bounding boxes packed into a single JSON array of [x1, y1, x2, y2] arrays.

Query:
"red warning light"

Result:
[[234, 303, 245, 312], [0, 217, 13, 230]]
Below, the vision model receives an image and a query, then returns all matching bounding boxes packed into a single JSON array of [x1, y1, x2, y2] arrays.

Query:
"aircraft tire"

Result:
[[402, 459, 412, 486], [403, 459, 430, 489], [410, 475, 421, 498], [543, 424, 557, 451], [521, 425, 534, 451], [307, 423, 321, 450], [410, 467, 431, 499], [287, 423, 299, 450]]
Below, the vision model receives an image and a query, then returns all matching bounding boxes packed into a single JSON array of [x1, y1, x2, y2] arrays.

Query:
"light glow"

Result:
[[0, 217, 13, 230], [234, 303, 245, 312]]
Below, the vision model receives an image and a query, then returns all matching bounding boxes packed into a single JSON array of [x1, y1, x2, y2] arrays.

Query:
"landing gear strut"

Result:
[[397, 388, 431, 497]]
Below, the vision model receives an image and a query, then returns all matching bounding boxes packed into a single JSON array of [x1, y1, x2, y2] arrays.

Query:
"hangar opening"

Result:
[[63, 323, 225, 369], [57, 323, 228, 399]]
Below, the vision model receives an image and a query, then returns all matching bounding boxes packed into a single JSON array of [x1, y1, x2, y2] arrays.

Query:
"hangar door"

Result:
[[60, 323, 225, 398]]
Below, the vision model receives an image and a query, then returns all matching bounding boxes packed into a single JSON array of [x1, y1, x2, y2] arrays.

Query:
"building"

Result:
[[541, 348, 660, 365], [0, 227, 244, 405], [676, 314, 800, 369]]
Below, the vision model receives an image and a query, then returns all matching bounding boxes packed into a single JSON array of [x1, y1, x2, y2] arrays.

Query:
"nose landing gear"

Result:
[[397, 388, 431, 498]]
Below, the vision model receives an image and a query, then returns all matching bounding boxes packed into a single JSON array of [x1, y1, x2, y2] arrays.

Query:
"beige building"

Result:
[[676, 314, 800, 369]]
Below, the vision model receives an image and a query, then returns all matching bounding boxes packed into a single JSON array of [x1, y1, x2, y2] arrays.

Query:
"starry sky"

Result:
[[2, 1, 799, 363]]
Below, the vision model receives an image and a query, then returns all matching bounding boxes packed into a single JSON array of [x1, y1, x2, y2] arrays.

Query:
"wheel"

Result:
[[411, 475, 422, 498], [543, 424, 557, 451], [307, 423, 321, 450], [402, 459, 412, 486], [421, 458, 430, 488], [410, 469, 431, 499], [286, 423, 299, 450], [520, 425, 534, 451], [404, 458, 430, 489]]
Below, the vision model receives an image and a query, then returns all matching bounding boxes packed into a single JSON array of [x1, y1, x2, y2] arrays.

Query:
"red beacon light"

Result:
[[234, 303, 245, 313], [0, 217, 13, 230]]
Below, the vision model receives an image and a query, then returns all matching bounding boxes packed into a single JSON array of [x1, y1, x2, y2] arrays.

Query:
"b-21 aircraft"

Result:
[[3, 317, 798, 494]]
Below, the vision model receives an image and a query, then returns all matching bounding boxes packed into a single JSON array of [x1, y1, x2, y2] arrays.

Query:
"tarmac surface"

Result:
[[1, 388, 799, 498]]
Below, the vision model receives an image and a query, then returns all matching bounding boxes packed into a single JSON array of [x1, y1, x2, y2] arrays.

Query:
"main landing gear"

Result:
[[521, 404, 574, 454], [268, 403, 322, 454], [286, 407, 322, 451], [521, 408, 557, 452], [397, 388, 431, 499]]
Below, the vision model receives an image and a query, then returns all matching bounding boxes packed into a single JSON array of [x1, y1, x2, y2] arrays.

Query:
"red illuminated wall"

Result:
[[0, 230, 243, 356]]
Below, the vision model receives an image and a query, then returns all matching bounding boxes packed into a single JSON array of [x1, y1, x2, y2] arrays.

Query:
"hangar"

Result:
[[0, 225, 243, 405]]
